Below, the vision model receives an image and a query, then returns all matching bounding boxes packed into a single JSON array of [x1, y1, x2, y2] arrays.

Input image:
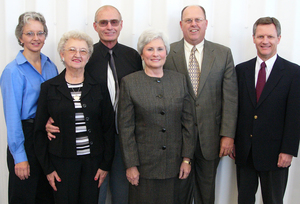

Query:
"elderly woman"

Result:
[[34, 30, 115, 204], [0, 12, 57, 203], [118, 29, 195, 204]]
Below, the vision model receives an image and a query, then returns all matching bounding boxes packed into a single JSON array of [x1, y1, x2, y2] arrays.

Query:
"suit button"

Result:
[[254, 115, 258, 119], [86, 117, 90, 121], [90, 141, 93, 145], [162, 128, 166, 132], [157, 94, 163, 98], [160, 110, 165, 115], [250, 135, 253, 137], [156, 79, 161, 83], [162, 146, 166, 150], [196, 104, 200, 107], [195, 123, 198, 126], [82, 104, 87, 108], [88, 129, 92, 133]]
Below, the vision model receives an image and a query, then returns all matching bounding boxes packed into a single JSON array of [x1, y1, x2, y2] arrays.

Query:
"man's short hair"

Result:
[[253, 17, 281, 36], [181, 5, 206, 20]]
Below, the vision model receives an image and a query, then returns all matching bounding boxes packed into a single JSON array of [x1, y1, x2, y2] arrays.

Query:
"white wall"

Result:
[[0, 0, 299, 203]]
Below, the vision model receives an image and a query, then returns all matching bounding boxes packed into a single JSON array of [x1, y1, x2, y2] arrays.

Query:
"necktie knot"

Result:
[[192, 46, 197, 53], [261, 61, 266, 69]]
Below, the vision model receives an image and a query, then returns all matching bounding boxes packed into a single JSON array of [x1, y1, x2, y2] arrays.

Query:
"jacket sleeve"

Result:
[[281, 66, 300, 156], [98, 86, 115, 171], [181, 76, 196, 159], [220, 48, 238, 138], [34, 82, 55, 175], [117, 78, 140, 169]]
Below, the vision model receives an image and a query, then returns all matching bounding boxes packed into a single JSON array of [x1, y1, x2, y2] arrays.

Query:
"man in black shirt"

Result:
[[87, 5, 142, 204]]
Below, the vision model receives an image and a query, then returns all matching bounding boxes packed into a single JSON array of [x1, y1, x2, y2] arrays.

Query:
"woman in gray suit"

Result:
[[118, 29, 195, 204]]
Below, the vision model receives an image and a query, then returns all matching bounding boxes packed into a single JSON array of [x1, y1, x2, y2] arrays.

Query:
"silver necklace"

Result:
[[71, 86, 81, 101]]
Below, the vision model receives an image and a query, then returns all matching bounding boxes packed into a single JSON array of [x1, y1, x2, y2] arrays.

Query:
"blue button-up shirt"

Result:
[[0, 51, 58, 164]]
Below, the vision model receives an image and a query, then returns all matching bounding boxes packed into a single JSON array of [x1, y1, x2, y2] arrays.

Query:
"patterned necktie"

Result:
[[109, 50, 119, 133], [188, 46, 201, 95], [256, 61, 266, 102]]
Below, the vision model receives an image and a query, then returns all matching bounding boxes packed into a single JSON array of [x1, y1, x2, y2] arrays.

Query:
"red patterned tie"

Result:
[[256, 62, 266, 102]]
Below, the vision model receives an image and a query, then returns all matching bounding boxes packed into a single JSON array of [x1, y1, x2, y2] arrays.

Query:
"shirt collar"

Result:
[[15, 50, 51, 67], [99, 41, 120, 57], [257, 54, 277, 69], [184, 39, 204, 52]]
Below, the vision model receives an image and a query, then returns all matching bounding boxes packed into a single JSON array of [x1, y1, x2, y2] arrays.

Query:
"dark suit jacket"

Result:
[[235, 56, 300, 171], [164, 39, 238, 160], [85, 41, 143, 85], [34, 70, 115, 175], [118, 70, 195, 179]]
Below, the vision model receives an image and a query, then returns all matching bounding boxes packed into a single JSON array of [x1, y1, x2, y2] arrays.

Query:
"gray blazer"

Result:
[[164, 39, 238, 160], [118, 70, 195, 179]]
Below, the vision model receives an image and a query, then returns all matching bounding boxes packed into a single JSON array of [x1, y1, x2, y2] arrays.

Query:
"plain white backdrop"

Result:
[[0, 0, 299, 203]]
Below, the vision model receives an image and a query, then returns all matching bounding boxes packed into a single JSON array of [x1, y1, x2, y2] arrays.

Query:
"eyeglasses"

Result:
[[22, 31, 46, 38], [183, 18, 205, 24], [96, 19, 121, 27], [65, 47, 89, 56]]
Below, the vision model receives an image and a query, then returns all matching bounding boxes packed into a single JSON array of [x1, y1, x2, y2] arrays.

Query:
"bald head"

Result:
[[94, 5, 122, 22]]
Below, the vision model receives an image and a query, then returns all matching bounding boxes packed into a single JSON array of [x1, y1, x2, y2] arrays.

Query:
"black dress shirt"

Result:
[[85, 41, 143, 85]]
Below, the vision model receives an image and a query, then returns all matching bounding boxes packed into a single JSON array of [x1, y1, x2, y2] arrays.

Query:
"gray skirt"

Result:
[[128, 177, 181, 204]]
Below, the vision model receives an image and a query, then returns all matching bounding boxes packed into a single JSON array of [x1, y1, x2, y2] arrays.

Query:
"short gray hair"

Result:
[[253, 17, 281, 36], [137, 29, 169, 55], [15, 12, 48, 47], [57, 30, 94, 57]]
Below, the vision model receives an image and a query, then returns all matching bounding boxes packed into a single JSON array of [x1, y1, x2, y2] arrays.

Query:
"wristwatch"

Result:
[[183, 160, 191, 165]]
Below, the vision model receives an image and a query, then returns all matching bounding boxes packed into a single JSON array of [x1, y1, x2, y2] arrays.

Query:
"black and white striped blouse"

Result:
[[67, 82, 90, 156]]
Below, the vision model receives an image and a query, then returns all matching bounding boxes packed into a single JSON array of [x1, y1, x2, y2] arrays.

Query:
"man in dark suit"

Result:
[[232, 17, 300, 204], [164, 5, 238, 204], [46, 5, 142, 204]]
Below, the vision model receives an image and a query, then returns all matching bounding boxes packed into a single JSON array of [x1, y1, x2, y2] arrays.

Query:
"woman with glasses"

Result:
[[118, 29, 195, 204], [34, 30, 115, 204], [0, 12, 58, 203]]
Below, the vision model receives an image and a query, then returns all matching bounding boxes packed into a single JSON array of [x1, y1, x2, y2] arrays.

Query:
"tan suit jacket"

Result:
[[164, 39, 238, 160]]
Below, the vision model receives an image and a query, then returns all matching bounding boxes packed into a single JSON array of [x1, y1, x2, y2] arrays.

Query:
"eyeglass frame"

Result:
[[95, 19, 121, 27], [182, 18, 206, 24], [22, 31, 47, 38], [64, 47, 89, 56]]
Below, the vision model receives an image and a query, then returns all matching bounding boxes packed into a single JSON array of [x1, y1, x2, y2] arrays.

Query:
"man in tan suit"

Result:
[[164, 5, 238, 204]]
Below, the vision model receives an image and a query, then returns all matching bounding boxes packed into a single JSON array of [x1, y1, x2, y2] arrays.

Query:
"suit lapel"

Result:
[[171, 39, 197, 99], [53, 69, 96, 101], [52, 70, 73, 101], [81, 72, 97, 99], [244, 58, 257, 107], [198, 40, 214, 96], [257, 56, 284, 107]]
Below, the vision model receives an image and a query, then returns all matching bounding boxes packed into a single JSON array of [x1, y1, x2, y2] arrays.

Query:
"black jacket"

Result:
[[34, 69, 115, 175], [235, 56, 300, 171]]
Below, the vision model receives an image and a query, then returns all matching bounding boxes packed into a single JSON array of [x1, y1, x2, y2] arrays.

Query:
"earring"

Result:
[[62, 58, 64, 62]]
